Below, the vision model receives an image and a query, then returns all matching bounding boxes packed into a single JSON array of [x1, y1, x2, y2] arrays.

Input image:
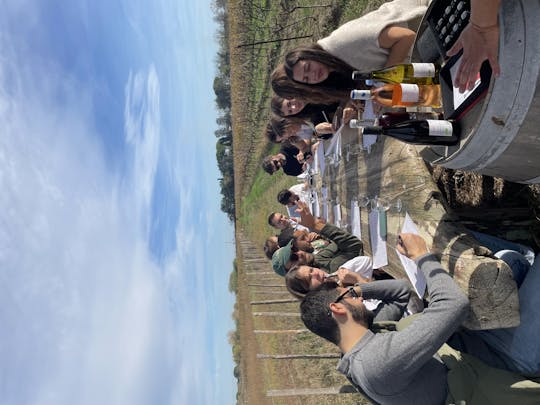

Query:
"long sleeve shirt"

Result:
[[280, 144, 304, 176], [337, 253, 469, 405], [313, 223, 364, 272], [361, 279, 411, 323]]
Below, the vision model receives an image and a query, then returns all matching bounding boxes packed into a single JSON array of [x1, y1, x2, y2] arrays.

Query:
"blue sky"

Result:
[[0, 1, 237, 404]]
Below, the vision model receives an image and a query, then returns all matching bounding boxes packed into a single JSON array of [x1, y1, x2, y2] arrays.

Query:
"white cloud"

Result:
[[124, 65, 161, 236], [0, 1, 237, 404], [0, 24, 189, 405]]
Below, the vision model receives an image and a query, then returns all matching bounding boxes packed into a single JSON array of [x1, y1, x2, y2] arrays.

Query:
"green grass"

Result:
[[238, 163, 300, 244]]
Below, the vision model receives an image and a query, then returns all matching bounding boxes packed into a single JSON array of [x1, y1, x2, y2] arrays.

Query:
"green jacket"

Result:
[[313, 223, 363, 272]]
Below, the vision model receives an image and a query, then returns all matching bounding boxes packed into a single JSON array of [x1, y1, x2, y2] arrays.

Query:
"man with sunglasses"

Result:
[[300, 233, 540, 404], [272, 201, 363, 276], [262, 143, 305, 176]]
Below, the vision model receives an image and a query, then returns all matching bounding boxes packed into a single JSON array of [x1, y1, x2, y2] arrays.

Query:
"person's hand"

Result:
[[341, 107, 357, 125], [306, 232, 318, 242], [296, 151, 305, 162], [396, 233, 429, 260], [335, 268, 366, 286], [314, 122, 334, 135], [371, 102, 383, 116], [447, 22, 500, 93], [347, 99, 365, 113], [295, 201, 316, 229]]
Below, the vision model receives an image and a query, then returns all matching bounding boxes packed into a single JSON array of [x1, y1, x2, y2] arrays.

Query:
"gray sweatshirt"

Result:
[[362, 279, 411, 323], [337, 253, 469, 404]]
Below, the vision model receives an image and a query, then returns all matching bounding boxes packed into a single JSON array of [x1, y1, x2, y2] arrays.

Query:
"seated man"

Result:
[[277, 185, 311, 218], [300, 233, 540, 404], [272, 201, 363, 276], [277, 227, 330, 253], [262, 142, 305, 176], [267, 212, 309, 233], [263, 235, 279, 260]]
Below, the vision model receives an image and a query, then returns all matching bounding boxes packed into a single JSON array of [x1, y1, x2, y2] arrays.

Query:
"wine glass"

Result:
[[357, 195, 372, 209], [325, 155, 335, 166], [345, 143, 365, 162], [373, 197, 402, 213], [374, 197, 404, 234]]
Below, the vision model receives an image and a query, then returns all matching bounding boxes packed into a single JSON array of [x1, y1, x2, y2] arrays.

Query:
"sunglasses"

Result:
[[328, 286, 360, 316], [335, 286, 360, 303]]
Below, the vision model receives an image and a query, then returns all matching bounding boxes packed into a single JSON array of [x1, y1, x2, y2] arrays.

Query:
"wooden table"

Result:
[[317, 126, 520, 330]]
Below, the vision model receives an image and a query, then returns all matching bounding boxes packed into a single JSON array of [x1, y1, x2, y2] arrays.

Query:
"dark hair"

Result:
[[285, 266, 311, 299], [265, 116, 300, 143], [262, 156, 276, 175], [263, 236, 279, 260], [277, 227, 294, 247], [300, 283, 342, 345], [270, 96, 307, 125], [271, 44, 364, 104], [271, 94, 340, 126], [277, 189, 292, 205], [267, 212, 278, 227]]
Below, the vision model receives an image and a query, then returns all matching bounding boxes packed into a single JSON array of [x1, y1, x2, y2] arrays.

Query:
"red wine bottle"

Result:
[[378, 112, 413, 127], [362, 119, 460, 146]]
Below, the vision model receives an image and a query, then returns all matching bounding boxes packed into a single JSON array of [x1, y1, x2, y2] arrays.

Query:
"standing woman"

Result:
[[271, 0, 431, 104]]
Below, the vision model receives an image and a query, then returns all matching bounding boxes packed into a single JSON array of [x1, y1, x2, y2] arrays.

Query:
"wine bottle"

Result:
[[352, 63, 440, 85], [378, 112, 414, 127], [351, 112, 443, 129], [350, 112, 411, 129], [351, 83, 442, 108], [362, 119, 460, 146], [349, 118, 376, 128]]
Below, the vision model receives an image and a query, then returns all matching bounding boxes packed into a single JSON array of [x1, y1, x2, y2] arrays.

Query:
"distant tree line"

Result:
[[212, 0, 235, 222]]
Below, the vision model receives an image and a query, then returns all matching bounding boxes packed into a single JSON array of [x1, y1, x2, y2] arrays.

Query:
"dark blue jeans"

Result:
[[469, 230, 539, 376], [469, 230, 533, 287]]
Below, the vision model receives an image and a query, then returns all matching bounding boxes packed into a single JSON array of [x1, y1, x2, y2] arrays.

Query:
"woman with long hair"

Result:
[[285, 258, 373, 299], [271, 45, 357, 104], [265, 115, 315, 142], [285, 263, 411, 322], [270, 92, 361, 136], [270, 94, 340, 126], [271, 0, 431, 104], [265, 112, 336, 143]]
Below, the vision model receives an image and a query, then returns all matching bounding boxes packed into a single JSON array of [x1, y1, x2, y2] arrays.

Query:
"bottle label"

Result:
[[400, 84, 420, 102], [412, 63, 435, 77], [350, 89, 371, 100], [427, 120, 453, 137]]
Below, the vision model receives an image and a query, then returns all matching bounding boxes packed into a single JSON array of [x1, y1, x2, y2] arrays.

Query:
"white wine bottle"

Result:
[[352, 63, 440, 85], [362, 119, 460, 146]]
